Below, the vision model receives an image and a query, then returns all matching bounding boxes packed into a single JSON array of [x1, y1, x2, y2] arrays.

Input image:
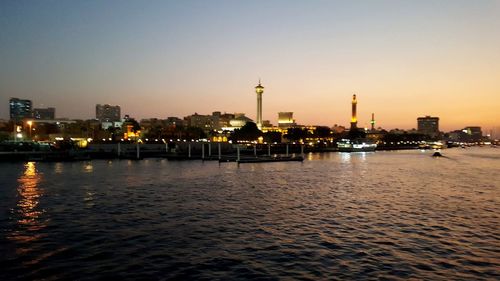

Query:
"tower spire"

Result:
[[350, 94, 358, 130], [371, 113, 375, 131], [255, 80, 265, 130]]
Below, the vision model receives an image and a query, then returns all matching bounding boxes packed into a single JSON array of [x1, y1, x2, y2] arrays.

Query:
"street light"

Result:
[[27, 120, 33, 140]]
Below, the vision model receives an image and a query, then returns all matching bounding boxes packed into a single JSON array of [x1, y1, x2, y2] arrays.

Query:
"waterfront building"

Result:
[[9, 98, 33, 121], [34, 107, 55, 120], [96, 104, 121, 122], [255, 80, 264, 130], [417, 116, 439, 138], [185, 113, 215, 132], [228, 113, 253, 129], [165, 117, 185, 127], [278, 112, 296, 129], [262, 120, 272, 128], [212, 112, 239, 131], [464, 126, 483, 141], [447, 127, 484, 143]]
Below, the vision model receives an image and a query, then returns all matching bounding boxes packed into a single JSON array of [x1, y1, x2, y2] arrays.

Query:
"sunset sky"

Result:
[[1, 0, 499, 134]]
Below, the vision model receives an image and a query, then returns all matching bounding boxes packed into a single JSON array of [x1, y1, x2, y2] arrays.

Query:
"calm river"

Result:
[[1, 148, 499, 280]]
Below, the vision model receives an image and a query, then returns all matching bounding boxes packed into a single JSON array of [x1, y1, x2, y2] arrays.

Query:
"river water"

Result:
[[1, 148, 499, 280]]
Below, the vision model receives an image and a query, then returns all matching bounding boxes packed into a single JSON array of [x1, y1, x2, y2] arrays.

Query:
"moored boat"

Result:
[[337, 138, 377, 152]]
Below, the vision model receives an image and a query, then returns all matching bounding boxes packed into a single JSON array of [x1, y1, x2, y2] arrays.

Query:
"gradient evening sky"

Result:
[[1, 0, 499, 133]]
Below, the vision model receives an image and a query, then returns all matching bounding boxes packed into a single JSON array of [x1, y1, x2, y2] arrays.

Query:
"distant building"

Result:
[[417, 116, 439, 138], [165, 117, 185, 127], [101, 121, 123, 130], [447, 127, 483, 143], [34, 107, 55, 120], [217, 113, 236, 130], [462, 126, 483, 142], [464, 126, 483, 142], [278, 112, 296, 129], [185, 113, 215, 132], [9, 98, 32, 121], [228, 113, 252, 129], [96, 104, 121, 122], [331, 124, 346, 134], [262, 120, 272, 128]]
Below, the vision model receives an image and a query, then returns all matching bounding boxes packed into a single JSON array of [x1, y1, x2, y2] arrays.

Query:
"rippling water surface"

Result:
[[1, 148, 499, 280]]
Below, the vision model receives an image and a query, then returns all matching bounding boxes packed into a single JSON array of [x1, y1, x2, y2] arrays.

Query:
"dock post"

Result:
[[208, 143, 212, 156], [117, 142, 121, 157], [254, 145, 257, 157], [188, 143, 191, 158], [237, 145, 240, 162], [165, 142, 168, 153], [268, 143, 271, 156], [301, 144, 304, 158], [136, 142, 140, 159], [218, 142, 221, 160], [202, 143, 205, 160], [286, 144, 289, 156]]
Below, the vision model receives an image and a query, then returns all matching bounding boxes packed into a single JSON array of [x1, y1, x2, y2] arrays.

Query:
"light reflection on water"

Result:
[[16, 162, 43, 226], [83, 162, 93, 173], [8, 162, 46, 247]]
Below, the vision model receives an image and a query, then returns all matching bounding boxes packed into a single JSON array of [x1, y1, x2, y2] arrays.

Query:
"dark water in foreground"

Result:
[[1, 148, 499, 280]]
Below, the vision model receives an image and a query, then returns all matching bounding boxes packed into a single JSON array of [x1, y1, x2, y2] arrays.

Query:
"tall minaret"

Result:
[[350, 94, 357, 130], [255, 80, 264, 130], [370, 113, 375, 131]]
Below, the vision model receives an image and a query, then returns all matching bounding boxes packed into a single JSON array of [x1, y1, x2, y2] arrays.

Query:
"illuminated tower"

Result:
[[255, 80, 264, 129], [350, 94, 357, 129], [370, 113, 375, 131]]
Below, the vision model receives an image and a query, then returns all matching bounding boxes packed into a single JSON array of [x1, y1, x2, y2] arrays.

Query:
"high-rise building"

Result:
[[278, 112, 296, 128], [255, 80, 264, 130], [33, 107, 55, 120], [350, 94, 357, 130], [96, 104, 121, 122], [9, 98, 32, 121], [417, 116, 439, 138]]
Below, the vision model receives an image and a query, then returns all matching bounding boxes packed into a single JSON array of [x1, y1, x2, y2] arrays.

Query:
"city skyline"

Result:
[[1, 1, 499, 133]]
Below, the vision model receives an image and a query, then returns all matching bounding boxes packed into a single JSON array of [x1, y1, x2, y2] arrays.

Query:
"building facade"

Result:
[[96, 104, 121, 122], [185, 113, 215, 132], [417, 116, 440, 138], [278, 112, 296, 129], [9, 98, 32, 121], [34, 107, 55, 120]]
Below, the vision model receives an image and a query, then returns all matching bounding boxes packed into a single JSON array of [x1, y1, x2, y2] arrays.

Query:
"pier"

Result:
[[0, 141, 307, 163]]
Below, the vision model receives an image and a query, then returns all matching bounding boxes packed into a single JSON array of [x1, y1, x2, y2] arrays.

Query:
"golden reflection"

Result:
[[10, 162, 46, 244], [360, 152, 367, 162], [54, 162, 63, 174], [83, 162, 93, 173]]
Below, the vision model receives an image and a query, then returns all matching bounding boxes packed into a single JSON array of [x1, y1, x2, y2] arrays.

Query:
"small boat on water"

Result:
[[337, 138, 377, 152], [432, 151, 443, 157]]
